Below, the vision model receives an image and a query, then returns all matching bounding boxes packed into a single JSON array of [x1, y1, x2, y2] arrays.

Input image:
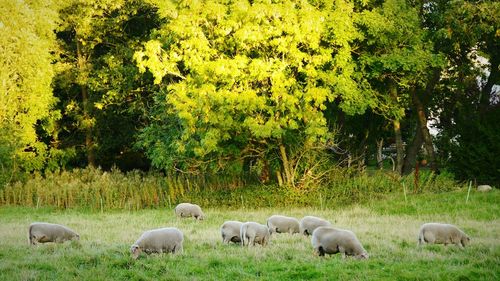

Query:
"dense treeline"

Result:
[[1, 0, 499, 188]]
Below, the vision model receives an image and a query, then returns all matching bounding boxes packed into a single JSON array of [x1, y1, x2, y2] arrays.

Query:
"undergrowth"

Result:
[[0, 167, 464, 210]]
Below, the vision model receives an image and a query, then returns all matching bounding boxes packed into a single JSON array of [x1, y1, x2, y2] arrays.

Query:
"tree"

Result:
[[356, 0, 444, 174], [0, 0, 59, 185], [429, 0, 500, 185], [53, 0, 162, 170], [135, 0, 372, 186]]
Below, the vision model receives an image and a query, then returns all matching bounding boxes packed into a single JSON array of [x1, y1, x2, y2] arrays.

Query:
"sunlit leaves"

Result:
[[0, 0, 59, 174], [136, 0, 368, 171]]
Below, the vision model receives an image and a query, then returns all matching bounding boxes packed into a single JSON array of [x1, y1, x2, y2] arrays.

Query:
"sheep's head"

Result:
[[130, 244, 142, 259], [461, 236, 471, 247], [357, 252, 369, 259]]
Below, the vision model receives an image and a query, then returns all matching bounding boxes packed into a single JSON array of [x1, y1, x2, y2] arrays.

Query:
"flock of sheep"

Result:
[[29, 202, 471, 260]]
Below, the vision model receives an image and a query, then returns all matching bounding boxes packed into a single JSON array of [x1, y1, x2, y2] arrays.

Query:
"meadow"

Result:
[[0, 188, 498, 281]]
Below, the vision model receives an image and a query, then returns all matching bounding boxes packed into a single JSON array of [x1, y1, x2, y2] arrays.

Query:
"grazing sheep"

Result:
[[300, 216, 332, 236], [28, 222, 80, 245], [174, 203, 205, 220], [267, 215, 300, 234], [220, 221, 243, 244], [130, 227, 184, 259], [418, 223, 470, 248], [311, 227, 368, 259], [240, 222, 270, 247], [477, 185, 492, 192]]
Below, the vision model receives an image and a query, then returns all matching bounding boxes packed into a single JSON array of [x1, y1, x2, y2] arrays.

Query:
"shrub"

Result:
[[0, 167, 461, 210]]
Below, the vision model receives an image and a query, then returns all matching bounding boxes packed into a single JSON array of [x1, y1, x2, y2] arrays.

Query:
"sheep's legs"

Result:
[[317, 246, 325, 257]]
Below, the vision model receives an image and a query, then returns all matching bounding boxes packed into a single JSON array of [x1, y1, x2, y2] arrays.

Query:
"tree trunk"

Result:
[[402, 124, 423, 175], [393, 120, 404, 175], [376, 138, 384, 170], [412, 89, 437, 173], [389, 82, 404, 175], [77, 40, 95, 167], [279, 143, 293, 187]]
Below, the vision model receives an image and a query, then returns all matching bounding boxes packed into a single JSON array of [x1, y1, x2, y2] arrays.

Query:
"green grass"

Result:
[[0, 189, 498, 280]]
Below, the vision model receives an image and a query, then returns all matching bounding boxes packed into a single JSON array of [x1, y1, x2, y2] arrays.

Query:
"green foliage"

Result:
[[0, 0, 60, 182], [444, 107, 500, 186], [0, 168, 459, 210], [0, 167, 168, 210], [356, 0, 444, 120], [135, 0, 372, 175], [53, 0, 162, 169], [430, 0, 500, 186], [0, 0, 497, 192]]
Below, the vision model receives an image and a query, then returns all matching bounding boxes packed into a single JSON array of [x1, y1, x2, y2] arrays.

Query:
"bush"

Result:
[[438, 106, 500, 186], [0, 167, 461, 210]]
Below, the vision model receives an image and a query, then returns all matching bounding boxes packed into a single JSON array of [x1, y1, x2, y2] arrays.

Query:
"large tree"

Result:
[[430, 0, 500, 185], [356, 0, 444, 174], [53, 0, 162, 170], [135, 0, 373, 186], [0, 0, 59, 184]]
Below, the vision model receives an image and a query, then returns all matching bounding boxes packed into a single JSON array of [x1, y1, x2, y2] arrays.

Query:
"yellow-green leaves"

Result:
[[0, 0, 59, 174], [135, 40, 184, 84], [137, 0, 366, 172]]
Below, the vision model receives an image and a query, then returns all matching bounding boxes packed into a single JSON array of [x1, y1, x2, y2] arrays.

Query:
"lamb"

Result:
[[220, 221, 243, 244], [240, 222, 270, 247], [299, 216, 332, 236], [174, 203, 205, 220], [418, 223, 470, 248], [28, 222, 80, 245], [130, 227, 184, 259], [267, 215, 300, 234], [311, 226, 369, 259]]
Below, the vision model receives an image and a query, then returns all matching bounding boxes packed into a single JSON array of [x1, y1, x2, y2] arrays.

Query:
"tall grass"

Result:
[[0, 167, 462, 210], [0, 168, 168, 210]]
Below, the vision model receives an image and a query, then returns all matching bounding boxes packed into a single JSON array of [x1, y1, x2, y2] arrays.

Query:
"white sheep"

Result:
[[220, 221, 243, 244], [174, 203, 205, 220], [299, 216, 332, 236], [29, 222, 80, 245], [311, 226, 368, 259], [418, 223, 470, 248], [477, 185, 492, 192], [240, 222, 270, 247], [130, 227, 184, 259], [267, 215, 300, 234]]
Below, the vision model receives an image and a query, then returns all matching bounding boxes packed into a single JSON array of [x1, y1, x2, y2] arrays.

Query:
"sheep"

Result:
[[240, 222, 270, 247], [174, 203, 205, 220], [477, 185, 492, 192], [220, 221, 243, 244], [418, 223, 470, 248], [267, 215, 300, 234], [28, 222, 80, 245], [311, 227, 368, 259], [299, 216, 332, 236], [130, 227, 184, 259]]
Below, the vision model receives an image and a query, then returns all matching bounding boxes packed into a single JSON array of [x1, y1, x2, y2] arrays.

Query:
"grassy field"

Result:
[[0, 189, 498, 280]]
